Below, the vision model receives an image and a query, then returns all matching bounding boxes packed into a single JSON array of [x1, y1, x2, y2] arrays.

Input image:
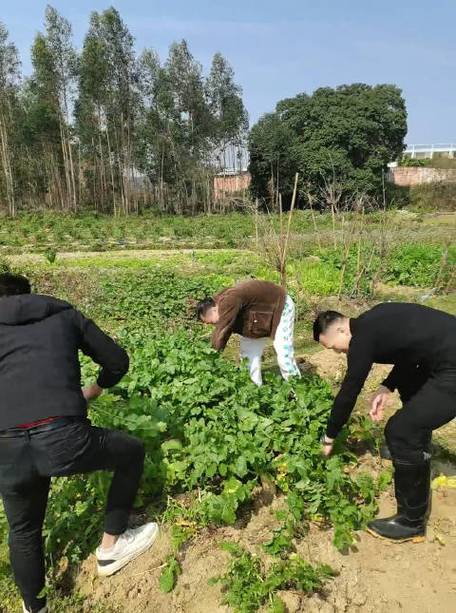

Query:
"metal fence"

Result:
[[404, 143, 456, 158]]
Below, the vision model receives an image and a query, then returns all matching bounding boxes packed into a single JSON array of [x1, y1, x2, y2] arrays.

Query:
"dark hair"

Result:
[[196, 297, 215, 321], [0, 273, 31, 297], [312, 310, 344, 342]]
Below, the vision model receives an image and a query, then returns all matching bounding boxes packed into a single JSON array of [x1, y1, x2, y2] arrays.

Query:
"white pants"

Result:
[[239, 295, 301, 386]]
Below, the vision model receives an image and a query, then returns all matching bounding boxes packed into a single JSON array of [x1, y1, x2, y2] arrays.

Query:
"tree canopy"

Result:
[[249, 83, 407, 207], [0, 6, 248, 215]]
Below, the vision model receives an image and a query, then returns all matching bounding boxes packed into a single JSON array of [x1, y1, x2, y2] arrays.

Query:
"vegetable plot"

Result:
[[94, 330, 389, 552]]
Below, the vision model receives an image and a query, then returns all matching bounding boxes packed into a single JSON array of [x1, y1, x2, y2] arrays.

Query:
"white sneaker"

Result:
[[96, 522, 159, 577], [22, 603, 47, 613]]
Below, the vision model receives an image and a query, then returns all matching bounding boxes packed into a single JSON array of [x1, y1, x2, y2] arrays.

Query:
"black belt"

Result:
[[0, 416, 85, 438]]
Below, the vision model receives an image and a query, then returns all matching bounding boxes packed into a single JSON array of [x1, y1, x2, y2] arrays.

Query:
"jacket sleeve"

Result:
[[326, 338, 373, 439], [211, 295, 242, 352], [381, 363, 410, 392], [72, 310, 129, 388]]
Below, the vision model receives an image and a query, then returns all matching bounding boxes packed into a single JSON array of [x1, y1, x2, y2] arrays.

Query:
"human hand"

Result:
[[82, 383, 103, 403], [369, 385, 391, 422], [321, 435, 335, 457]]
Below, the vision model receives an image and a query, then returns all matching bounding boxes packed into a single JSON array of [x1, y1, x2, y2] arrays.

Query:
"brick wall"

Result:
[[389, 167, 456, 186], [213, 172, 251, 200]]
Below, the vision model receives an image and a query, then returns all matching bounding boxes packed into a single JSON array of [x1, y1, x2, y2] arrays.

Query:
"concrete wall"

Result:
[[389, 167, 456, 187], [213, 172, 251, 200]]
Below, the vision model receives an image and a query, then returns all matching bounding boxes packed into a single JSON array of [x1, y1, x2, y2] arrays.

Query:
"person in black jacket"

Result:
[[313, 303, 456, 542], [0, 274, 159, 613]]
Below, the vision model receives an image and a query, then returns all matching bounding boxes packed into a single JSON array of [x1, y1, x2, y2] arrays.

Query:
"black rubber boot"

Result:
[[367, 457, 430, 542], [379, 442, 392, 460]]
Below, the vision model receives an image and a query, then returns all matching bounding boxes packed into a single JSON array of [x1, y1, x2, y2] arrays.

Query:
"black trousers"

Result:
[[0, 418, 145, 610], [384, 364, 456, 463]]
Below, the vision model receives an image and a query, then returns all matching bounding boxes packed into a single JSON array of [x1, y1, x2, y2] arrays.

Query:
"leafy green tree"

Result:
[[166, 40, 211, 157], [76, 7, 139, 214], [0, 22, 21, 214], [164, 40, 213, 212], [206, 52, 248, 171], [136, 42, 247, 213], [249, 83, 407, 206], [27, 5, 79, 210], [249, 112, 297, 205], [136, 48, 183, 204], [1, 6, 248, 215]]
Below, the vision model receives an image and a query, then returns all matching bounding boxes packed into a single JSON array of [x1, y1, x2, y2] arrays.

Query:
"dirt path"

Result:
[[76, 469, 456, 613], [8, 248, 247, 264]]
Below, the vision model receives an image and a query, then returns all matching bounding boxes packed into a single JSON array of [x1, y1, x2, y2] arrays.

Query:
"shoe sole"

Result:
[[366, 527, 425, 543], [97, 525, 159, 577]]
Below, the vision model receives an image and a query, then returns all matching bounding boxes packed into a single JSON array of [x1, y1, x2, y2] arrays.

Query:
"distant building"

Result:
[[402, 143, 455, 160], [213, 170, 251, 200], [388, 143, 456, 186]]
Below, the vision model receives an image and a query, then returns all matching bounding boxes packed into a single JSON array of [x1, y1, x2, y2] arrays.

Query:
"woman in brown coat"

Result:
[[197, 280, 300, 385]]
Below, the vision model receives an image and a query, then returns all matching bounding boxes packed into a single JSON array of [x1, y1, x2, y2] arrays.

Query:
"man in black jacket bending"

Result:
[[313, 303, 456, 542], [0, 274, 158, 613]]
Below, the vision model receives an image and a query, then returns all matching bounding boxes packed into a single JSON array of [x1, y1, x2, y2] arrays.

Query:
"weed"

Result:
[[210, 542, 335, 613]]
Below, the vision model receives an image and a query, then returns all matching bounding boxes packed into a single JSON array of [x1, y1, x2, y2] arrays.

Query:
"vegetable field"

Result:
[[0, 210, 455, 613]]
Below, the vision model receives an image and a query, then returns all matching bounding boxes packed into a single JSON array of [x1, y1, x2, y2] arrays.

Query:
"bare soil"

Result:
[[76, 474, 456, 613]]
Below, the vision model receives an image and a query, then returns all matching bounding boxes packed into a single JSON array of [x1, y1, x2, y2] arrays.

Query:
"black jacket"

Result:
[[0, 294, 129, 430], [326, 302, 456, 438]]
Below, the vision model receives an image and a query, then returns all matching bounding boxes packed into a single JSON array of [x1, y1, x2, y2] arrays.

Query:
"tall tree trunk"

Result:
[[68, 135, 77, 211], [0, 112, 16, 216], [59, 120, 71, 210], [105, 128, 117, 216]]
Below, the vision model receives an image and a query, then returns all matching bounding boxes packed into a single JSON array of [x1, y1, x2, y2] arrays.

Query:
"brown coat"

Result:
[[211, 280, 286, 351]]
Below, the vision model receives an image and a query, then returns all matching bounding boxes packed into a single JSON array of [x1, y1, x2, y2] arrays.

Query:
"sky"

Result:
[[3, 0, 456, 144]]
